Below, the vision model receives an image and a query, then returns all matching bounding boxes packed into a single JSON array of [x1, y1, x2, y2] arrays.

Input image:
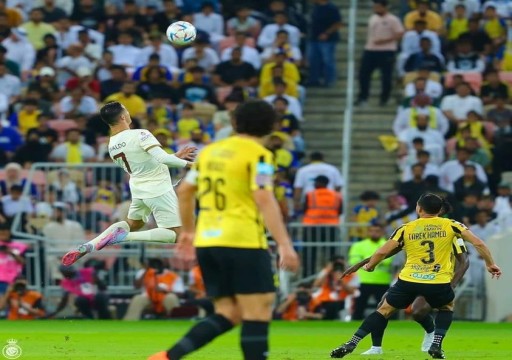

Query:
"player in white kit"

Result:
[[62, 101, 195, 266]]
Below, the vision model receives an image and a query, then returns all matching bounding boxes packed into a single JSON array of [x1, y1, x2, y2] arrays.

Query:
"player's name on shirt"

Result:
[[408, 230, 447, 240], [109, 142, 126, 152]]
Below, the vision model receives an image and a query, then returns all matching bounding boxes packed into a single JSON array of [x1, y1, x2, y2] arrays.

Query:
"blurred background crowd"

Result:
[[0, 0, 510, 323]]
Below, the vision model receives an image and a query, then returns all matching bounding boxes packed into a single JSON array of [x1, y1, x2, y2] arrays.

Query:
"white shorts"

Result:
[[127, 190, 181, 228]]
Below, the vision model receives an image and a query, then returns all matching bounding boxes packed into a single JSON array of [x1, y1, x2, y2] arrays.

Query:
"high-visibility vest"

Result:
[[303, 188, 341, 225], [409, 106, 438, 129], [310, 272, 356, 310]]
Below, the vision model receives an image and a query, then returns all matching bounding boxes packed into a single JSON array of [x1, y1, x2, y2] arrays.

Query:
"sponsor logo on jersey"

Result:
[[140, 131, 151, 142], [411, 273, 436, 281]]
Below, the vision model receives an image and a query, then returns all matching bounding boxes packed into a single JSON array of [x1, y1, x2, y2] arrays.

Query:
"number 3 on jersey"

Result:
[[421, 240, 435, 264], [113, 152, 132, 173]]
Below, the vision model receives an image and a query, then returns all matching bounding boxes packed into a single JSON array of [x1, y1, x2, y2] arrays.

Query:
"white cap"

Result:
[[39, 66, 55, 77], [76, 66, 92, 77]]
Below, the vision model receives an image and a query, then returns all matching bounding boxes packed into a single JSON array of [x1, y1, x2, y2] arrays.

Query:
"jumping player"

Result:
[[341, 236, 469, 355], [62, 101, 195, 266], [330, 193, 501, 359], [148, 100, 300, 360]]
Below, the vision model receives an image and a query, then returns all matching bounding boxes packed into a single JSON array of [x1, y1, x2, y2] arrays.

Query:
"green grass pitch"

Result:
[[0, 320, 511, 359]]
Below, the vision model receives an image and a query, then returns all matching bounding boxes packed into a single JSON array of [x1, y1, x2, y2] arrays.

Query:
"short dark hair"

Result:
[[149, 53, 160, 61], [10, 184, 23, 192], [273, 96, 289, 105], [100, 101, 125, 126], [310, 151, 324, 161], [464, 164, 477, 171], [412, 137, 424, 144], [234, 100, 276, 137], [373, 0, 388, 6], [276, 29, 289, 36], [417, 193, 452, 216], [360, 190, 380, 201], [417, 150, 430, 157], [274, 11, 287, 17]]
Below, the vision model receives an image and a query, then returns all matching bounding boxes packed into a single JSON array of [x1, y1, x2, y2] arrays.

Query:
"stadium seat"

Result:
[[47, 120, 78, 141], [444, 73, 482, 94]]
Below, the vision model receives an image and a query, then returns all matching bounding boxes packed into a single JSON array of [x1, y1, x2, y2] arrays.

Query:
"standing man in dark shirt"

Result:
[[71, 0, 104, 30], [213, 47, 257, 87], [308, 0, 342, 87], [480, 70, 509, 105], [37, 0, 67, 23]]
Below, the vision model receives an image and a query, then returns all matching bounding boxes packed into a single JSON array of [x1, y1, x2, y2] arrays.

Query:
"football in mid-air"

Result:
[[166, 21, 196, 46]]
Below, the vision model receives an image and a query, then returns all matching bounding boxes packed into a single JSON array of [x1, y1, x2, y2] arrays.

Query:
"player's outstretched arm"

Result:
[[451, 252, 470, 288], [364, 240, 401, 272], [461, 229, 502, 278], [341, 245, 402, 278], [253, 189, 299, 272], [147, 145, 193, 168]]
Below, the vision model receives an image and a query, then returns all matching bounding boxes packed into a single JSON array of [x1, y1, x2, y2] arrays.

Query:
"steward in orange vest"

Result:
[[303, 175, 342, 225]]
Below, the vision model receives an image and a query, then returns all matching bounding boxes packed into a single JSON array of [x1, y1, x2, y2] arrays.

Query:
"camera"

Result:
[[332, 262, 345, 273], [295, 290, 311, 306], [12, 280, 27, 293]]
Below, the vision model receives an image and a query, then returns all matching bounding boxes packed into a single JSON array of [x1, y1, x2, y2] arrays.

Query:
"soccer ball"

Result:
[[166, 21, 197, 46]]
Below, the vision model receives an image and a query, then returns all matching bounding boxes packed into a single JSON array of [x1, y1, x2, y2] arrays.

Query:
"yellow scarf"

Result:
[[66, 142, 82, 164]]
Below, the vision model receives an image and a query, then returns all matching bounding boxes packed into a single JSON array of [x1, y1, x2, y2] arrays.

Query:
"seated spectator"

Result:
[[55, 43, 93, 87], [445, 4, 469, 43], [105, 81, 147, 120], [403, 75, 443, 105], [107, 32, 142, 70], [42, 202, 85, 253], [447, 39, 485, 74], [1, 184, 33, 222], [401, 136, 444, 168], [258, 11, 300, 49], [0, 61, 21, 104], [136, 66, 177, 102], [147, 96, 174, 128], [176, 103, 200, 140], [34, 113, 58, 146], [458, 18, 492, 55], [480, 70, 509, 105], [2, 28, 35, 79], [404, 0, 443, 32], [58, 87, 98, 119], [213, 47, 257, 87], [50, 265, 110, 319], [0, 0, 22, 28], [402, 150, 440, 181], [400, 19, 441, 66], [65, 66, 101, 100], [49, 169, 81, 205], [399, 163, 427, 207], [259, 70, 299, 98], [0, 278, 45, 320], [153, 0, 181, 33], [455, 111, 491, 151], [95, 50, 115, 82], [265, 0, 308, 35], [442, 0, 479, 18], [221, 31, 261, 70], [20, 7, 57, 51], [453, 164, 488, 201], [264, 79, 302, 120], [0, 44, 19, 77], [123, 258, 183, 320], [403, 37, 444, 74], [0, 223, 26, 295], [0, 13, 11, 43], [38, 0, 68, 24], [50, 128, 96, 164], [260, 50, 300, 93], [384, 193, 417, 235], [139, 31, 178, 70], [262, 29, 302, 66], [273, 96, 304, 152], [9, 99, 40, 136], [460, 192, 479, 225], [394, 94, 449, 136], [153, 128, 176, 153], [27, 67, 59, 103], [276, 284, 321, 320], [213, 94, 242, 141], [469, 210, 499, 256], [464, 136, 491, 168], [311, 257, 359, 320], [182, 36, 220, 73], [439, 147, 488, 192], [70, 0, 105, 30], [486, 95, 512, 130], [178, 129, 209, 153], [441, 82, 483, 124], [176, 58, 209, 85], [267, 133, 295, 170], [36, 33, 59, 66], [350, 191, 380, 241], [477, 195, 498, 221], [493, 182, 512, 215], [100, 65, 126, 100], [397, 114, 446, 155], [482, 3, 506, 51], [226, 6, 260, 38], [0, 121, 22, 159], [178, 66, 217, 104], [13, 129, 52, 167], [193, 1, 225, 45]]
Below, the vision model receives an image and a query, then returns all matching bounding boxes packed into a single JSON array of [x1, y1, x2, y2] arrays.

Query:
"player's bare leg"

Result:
[[428, 302, 454, 359], [331, 300, 395, 358], [149, 297, 241, 360], [62, 220, 179, 266], [411, 297, 435, 351]]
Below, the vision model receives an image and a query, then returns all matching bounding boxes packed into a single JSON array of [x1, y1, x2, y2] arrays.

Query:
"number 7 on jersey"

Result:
[[113, 152, 132, 173]]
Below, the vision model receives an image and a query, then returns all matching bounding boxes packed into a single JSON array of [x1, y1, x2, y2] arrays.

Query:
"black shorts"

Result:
[[196, 247, 276, 298], [386, 279, 454, 309]]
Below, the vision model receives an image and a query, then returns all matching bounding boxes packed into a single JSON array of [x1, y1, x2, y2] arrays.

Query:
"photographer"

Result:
[[0, 222, 27, 295], [310, 256, 360, 320], [275, 284, 322, 321], [0, 278, 45, 320], [123, 258, 184, 320]]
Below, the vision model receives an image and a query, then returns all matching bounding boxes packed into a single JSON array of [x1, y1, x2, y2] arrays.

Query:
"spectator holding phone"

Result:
[[0, 278, 45, 320]]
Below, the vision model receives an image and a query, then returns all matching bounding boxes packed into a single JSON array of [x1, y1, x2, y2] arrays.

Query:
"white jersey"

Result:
[[109, 129, 173, 199]]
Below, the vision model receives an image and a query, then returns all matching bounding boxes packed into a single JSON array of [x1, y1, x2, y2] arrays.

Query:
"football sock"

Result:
[[85, 221, 130, 250], [415, 313, 435, 334], [349, 312, 388, 346], [370, 316, 388, 347], [125, 228, 177, 243], [167, 314, 234, 360], [432, 310, 453, 347], [241, 321, 269, 360]]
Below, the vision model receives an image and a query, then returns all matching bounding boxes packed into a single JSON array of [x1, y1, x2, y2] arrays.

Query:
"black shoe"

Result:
[[428, 344, 446, 359], [330, 342, 356, 358]]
